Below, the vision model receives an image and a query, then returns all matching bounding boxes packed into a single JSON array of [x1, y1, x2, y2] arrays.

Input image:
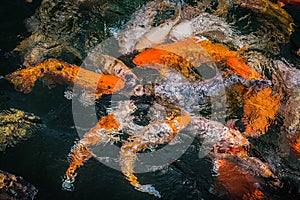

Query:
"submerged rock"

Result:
[[0, 170, 38, 200], [0, 108, 43, 151]]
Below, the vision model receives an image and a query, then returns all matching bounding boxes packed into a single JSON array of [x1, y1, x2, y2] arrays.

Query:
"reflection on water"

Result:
[[0, 0, 300, 200]]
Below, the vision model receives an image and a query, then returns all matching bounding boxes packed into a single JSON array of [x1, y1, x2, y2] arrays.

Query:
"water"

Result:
[[0, 1, 300, 200], [0, 81, 216, 199], [0, 1, 214, 199]]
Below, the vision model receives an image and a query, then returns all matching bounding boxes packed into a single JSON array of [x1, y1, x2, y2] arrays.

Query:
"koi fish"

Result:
[[116, 1, 164, 54], [169, 12, 246, 48], [135, 1, 182, 51]]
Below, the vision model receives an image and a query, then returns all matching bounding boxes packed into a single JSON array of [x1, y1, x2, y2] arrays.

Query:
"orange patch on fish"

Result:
[[215, 159, 264, 200], [98, 114, 120, 131], [226, 57, 261, 80], [242, 87, 281, 137], [5, 59, 125, 98], [290, 133, 300, 158], [134, 38, 258, 80]]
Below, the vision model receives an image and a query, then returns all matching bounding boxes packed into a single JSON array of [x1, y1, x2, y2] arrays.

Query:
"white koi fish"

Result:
[[135, 1, 182, 51]]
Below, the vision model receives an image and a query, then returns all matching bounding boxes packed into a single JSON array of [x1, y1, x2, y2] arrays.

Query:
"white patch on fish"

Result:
[[135, 2, 182, 51], [117, 1, 159, 54], [81, 53, 139, 88], [169, 12, 249, 48], [168, 20, 193, 41]]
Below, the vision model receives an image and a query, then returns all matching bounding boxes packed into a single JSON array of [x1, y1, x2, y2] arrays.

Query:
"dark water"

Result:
[[0, 1, 299, 200]]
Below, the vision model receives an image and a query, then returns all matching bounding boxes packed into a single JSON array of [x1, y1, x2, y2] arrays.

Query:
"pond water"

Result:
[[0, 0, 299, 200]]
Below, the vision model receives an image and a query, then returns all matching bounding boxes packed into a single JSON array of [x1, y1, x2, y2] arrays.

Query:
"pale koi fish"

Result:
[[135, 1, 182, 51], [116, 1, 159, 54]]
